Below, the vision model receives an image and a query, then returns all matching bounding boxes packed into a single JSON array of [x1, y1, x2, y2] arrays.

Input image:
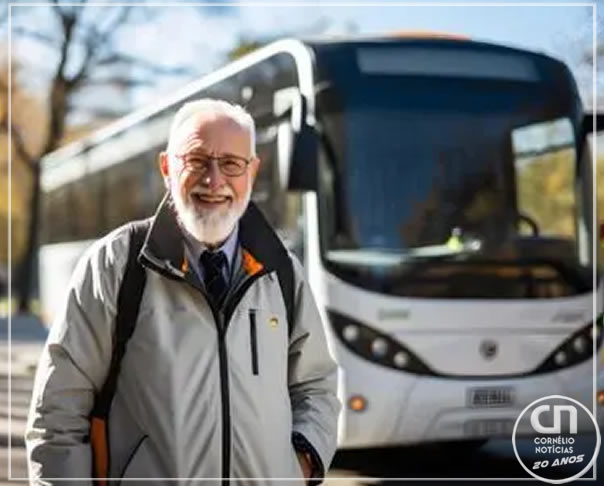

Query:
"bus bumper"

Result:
[[336, 350, 603, 449]]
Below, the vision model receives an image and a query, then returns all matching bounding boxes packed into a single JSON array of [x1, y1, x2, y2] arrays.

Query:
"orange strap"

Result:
[[90, 417, 108, 486]]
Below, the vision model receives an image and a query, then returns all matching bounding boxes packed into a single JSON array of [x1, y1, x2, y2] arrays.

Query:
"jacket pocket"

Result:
[[249, 310, 259, 375], [118, 434, 149, 483]]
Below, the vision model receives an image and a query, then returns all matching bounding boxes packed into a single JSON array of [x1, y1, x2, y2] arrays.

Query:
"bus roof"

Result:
[[41, 35, 564, 174]]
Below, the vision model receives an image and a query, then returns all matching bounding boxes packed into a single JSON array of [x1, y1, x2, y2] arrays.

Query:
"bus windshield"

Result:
[[316, 65, 590, 298]]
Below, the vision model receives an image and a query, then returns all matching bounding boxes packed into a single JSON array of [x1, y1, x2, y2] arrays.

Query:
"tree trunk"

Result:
[[16, 162, 41, 313]]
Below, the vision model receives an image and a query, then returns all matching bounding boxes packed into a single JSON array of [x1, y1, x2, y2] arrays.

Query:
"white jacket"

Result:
[[26, 198, 340, 485]]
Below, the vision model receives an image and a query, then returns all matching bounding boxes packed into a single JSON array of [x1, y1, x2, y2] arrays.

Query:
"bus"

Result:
[[39, 36, 603, 448]]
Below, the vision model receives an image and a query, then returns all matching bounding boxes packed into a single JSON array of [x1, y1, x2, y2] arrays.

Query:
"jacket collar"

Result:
[[141, 192, 290, 278], [239, 199, 291, 276]]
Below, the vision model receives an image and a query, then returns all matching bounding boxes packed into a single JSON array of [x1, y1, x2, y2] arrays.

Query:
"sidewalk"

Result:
[[0, 314, 46, 375], [0, 314, 48, 342]]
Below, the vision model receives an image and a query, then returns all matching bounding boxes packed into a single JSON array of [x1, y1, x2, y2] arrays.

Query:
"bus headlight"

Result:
[[328, 311, 434, 374], [535, 315, 604, 374], [393, 351, 410, 368], [343, 325, 359, 342], [554, 351, 567, 366], [572, 336, 587, 354], [371, 338, 388, 358]]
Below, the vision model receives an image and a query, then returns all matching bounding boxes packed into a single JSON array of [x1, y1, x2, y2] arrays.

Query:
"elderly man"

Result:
[[26, 99, 340, 484]]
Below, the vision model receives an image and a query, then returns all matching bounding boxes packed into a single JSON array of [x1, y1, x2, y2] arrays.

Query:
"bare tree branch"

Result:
[[92, 53, 126, 67], [69, 6, 132, 86], [0, 112, 36, 170], [0, 73, 34, 166], [106, 53, 198, 76], [67, 105, 133, 119], [71, 53, 198, 89], [9, 124, 36, 170], [73, 75, 156, 88], [581, 45, 604, 66], [95, 5, 132, 42], [42, 5, 81, 156], [11, 26, 59, 45]]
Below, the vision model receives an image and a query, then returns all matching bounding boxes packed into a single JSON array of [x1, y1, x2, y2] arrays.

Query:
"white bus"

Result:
[[40, 36, 603, 449]]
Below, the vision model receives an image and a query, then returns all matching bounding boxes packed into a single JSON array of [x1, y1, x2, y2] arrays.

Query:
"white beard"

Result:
[[170, 178, 251, 246]]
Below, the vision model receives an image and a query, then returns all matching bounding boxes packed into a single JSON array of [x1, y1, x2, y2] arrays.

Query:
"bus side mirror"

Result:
[[582, 112, 604, 137], [276, 92, 318, 192]]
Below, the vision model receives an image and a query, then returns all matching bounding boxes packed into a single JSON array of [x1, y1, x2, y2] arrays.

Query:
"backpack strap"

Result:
[[276, 256, 295, 338], [91, 220, 150, 481]]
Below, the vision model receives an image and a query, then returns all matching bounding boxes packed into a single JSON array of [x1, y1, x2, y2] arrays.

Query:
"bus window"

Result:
[[43, 183, 74, 244], [254, 124, 304, 261], [72, 172, 105, 241], [593, 131, 604, 267], [512, 118, 576, 239], [104, 152, 163, 231], [236, 53, 305, 260]]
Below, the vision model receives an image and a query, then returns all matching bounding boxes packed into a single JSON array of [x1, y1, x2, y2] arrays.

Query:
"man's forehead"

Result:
[[174, 112, 249, 143]]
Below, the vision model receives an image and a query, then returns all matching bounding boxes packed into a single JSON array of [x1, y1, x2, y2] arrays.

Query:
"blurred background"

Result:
[[1, 0, 603, 484]]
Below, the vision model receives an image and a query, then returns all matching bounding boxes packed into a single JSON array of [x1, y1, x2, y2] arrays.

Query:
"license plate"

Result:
[[463, 418, 515, 438], [468, 387, 515, 408]]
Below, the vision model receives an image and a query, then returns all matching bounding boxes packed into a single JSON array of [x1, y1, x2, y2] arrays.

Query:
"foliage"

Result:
[[227, 38, 265, 61], [0, 61, 44, 266]]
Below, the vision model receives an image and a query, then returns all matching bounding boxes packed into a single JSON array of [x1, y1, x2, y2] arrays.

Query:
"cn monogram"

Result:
[[530, 405, 578, 434]]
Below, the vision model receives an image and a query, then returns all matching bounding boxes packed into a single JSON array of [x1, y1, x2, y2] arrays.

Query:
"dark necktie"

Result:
[[199, 251, 228, 307]]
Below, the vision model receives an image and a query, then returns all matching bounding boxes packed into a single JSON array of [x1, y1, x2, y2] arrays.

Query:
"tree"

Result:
[[224, 17, 358, 62], [2, 1, 198, 312], [0, 60, 44, 286], [227, 37, 266, 62]]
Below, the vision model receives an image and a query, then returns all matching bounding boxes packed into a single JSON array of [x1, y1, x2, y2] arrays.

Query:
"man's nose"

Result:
[[202, 160, 224, 190]]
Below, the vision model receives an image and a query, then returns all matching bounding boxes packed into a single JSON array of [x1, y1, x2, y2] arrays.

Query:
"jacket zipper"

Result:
[[215, 311, 231, 485], [141, 255, 267, 483], [214, 272, 267, 483], [249, 310, 259, 375]]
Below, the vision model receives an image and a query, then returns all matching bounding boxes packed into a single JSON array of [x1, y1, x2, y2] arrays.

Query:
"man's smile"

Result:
[[189, 190, 232, 209]]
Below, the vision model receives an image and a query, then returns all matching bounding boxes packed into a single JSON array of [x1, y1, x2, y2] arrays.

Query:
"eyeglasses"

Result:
[[172, 152, 252, 177]]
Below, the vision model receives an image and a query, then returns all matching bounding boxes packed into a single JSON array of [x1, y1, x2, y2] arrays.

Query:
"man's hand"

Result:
[[296, 451, 313, 480]]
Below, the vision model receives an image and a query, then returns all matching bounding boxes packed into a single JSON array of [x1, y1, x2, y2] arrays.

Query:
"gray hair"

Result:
[[167, 98, 256, 156]]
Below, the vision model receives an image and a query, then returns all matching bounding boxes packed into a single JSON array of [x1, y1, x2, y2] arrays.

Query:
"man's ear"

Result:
[[159, 151, 170, 188], [250, 156, 261, 181]]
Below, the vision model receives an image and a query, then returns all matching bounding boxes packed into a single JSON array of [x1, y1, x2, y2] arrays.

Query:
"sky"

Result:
[[8, 0, 600, 112], [128, 1, 597, 110]]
